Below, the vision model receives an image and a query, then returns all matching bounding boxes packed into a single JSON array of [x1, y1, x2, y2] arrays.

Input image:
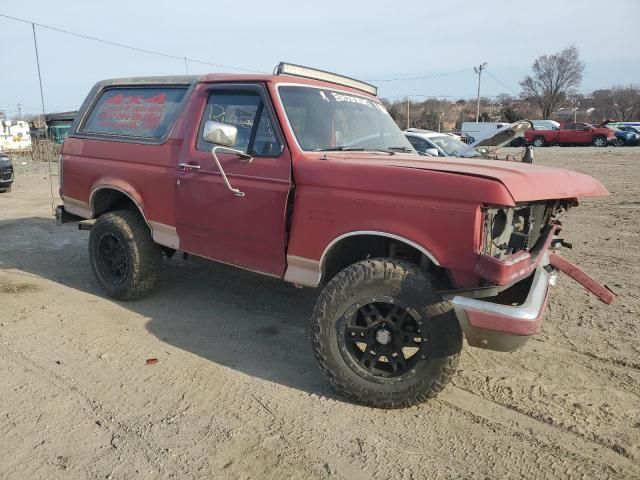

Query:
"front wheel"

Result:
[[89, 210, 163, 300], [311, 259, 462, 408], [532, 136, 546, 147], [593, 136, 607, 147]]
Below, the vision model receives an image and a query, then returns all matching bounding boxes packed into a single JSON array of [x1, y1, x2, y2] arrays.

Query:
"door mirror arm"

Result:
[[211, 146, 253, 197]]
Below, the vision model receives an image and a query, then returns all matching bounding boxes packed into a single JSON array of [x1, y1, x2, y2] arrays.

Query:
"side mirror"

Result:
[[584, 126, 591, 131], [424, 147, 440, 156], [203, 120, 237, 147]]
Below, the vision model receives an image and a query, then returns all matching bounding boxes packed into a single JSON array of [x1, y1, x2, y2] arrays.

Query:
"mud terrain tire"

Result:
[[311, 258, 462, 408], [89, 210, 162, 300]]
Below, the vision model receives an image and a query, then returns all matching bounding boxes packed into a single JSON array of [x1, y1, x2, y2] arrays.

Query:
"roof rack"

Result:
[[275, 62, 377, 96]]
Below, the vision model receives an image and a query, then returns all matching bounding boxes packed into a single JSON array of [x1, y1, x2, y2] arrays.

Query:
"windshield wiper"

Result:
[[313, 146, 365, 152], [387, 146, 414, 153]]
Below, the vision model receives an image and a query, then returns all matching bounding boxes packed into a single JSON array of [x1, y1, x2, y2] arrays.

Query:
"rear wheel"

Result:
[[89, 210, 162, 300], [593, 135, 607, 147], [311, 258, 462, 408], [532, 136, 545, 147]]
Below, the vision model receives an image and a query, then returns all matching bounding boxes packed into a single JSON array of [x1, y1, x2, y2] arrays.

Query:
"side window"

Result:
[[197, 91, 281, 157], [406, 135, 428, 152], [81, 87, 187, 139]]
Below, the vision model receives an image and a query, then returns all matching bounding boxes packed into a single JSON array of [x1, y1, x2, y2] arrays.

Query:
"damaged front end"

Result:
[[449, 200, 615, 351]]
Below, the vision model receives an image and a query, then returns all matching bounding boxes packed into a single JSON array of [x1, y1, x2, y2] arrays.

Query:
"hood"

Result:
[[332, 154, 609, 203]]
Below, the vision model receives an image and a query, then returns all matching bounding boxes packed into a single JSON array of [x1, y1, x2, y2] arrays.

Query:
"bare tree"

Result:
[[610, 85, 640, 121], [520, 46, 585, 119]]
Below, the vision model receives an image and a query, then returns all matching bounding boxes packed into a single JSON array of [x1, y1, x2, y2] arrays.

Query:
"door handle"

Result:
[[178, 162, 201, 170]]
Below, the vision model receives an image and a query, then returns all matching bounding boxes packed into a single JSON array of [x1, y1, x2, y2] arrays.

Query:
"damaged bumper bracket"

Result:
[[548, 253, 616, 304], [451, 252, 616, 352]]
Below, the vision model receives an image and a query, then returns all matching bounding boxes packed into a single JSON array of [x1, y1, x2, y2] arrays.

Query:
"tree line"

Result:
[[383, 46, 639, 131]]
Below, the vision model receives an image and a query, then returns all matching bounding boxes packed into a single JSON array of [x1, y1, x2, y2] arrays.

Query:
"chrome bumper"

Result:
[[451, 265, 555, 351]]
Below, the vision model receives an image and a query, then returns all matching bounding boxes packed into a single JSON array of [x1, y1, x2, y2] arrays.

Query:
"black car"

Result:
[[0, 152, 14, 192]]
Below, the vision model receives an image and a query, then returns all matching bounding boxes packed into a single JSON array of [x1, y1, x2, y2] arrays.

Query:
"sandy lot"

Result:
[[1, 147, 639, 479]]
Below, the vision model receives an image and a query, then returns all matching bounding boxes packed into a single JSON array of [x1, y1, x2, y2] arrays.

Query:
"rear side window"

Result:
[[81, 87, 187, 139]]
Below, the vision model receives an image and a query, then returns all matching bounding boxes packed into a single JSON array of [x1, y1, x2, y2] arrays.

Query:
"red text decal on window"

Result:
[[97, 93, 166, 130]]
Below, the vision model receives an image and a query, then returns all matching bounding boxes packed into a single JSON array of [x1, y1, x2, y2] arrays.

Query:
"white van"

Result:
[[461, 122, 511, 143]]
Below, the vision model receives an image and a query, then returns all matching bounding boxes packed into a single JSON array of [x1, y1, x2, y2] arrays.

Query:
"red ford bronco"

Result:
[[56, 63, 615, 408]]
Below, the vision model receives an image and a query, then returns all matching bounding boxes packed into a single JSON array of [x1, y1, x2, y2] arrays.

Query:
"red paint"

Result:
[[475, 225, 558, 285], [549, 253, 616, 304], [61, 73, 612, 291], [524, 122, 616, 146]]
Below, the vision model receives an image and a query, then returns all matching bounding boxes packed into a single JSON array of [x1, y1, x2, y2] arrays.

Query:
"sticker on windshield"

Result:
[[330, 92, 372, 107]]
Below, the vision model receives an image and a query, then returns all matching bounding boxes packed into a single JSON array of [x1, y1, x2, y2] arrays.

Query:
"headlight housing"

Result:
[[482, 201, 570, 258]]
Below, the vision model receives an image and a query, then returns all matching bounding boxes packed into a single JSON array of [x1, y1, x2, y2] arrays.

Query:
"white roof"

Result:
[[404, 129, 451, 139]]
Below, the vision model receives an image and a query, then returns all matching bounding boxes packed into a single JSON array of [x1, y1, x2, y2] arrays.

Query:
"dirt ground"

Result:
[[1, 147, 639, 479]]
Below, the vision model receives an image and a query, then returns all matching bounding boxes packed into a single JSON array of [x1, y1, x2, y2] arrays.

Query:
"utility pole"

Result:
[[17, 103, 22, 120], [406, 97, 410, 129], [184, 57, 189, 75], [32, 23, 46, 116], [474, 62, 487, 123]]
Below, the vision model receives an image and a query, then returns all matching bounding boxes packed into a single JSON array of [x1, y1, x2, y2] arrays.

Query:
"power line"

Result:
[[0, 13, 266, 74], [365, 68, 473, 82], [485, 70, 519, 95]]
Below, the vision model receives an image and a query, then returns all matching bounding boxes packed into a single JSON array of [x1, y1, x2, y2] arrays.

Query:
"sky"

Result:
[[1, 0, 639, 118]]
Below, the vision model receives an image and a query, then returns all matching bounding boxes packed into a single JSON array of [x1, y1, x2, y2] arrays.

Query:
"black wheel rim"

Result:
[[339, 297, 424, 379], [97, 233, 129, 285]]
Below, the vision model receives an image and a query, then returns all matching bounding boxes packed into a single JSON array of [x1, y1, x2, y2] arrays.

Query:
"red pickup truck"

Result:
[[56, 63, 615, 408], [524, 122, 616, 147]]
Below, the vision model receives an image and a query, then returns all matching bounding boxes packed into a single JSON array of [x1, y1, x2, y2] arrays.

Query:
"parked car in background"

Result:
[[610, 126, 640, 146], [618, 125, 640, 135], [531, 120, 560, 130], [406, 121, 532, 160], [524, 122, 615, 147], [404, 129, 480, 157], [461, 122, 511, 143], [0, 151, 14, 192], [448, 131, 475, 144]]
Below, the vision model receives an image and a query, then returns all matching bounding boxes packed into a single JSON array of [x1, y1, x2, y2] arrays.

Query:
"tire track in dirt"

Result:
[[444, 385, 637, 476]]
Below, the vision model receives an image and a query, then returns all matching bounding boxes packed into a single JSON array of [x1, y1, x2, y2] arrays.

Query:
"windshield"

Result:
[[279, 86, 415, 153], [429, 135, 479, 157]]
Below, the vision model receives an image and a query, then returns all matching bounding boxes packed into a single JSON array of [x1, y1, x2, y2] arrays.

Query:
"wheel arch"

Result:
[[317, 231, 449, 287], [89, 183, 180, 250], [90, 184, 148, 222]]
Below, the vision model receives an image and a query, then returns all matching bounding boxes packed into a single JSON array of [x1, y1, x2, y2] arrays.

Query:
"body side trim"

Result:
[[283, 255, 321, 287], [283, 231, 441, 288], [62, 196, 92, 218]]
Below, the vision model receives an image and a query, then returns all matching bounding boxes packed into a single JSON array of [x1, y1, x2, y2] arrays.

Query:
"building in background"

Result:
[[0, 119, 32, 152]]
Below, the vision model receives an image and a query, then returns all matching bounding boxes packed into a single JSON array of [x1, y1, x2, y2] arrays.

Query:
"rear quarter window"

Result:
[[80, 87, 187, 140]]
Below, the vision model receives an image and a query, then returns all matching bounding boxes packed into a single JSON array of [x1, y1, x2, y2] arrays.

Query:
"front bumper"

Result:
[[0, 165, 13, 187], [453, 237, 616, 351], [452, 264, 553, 351]]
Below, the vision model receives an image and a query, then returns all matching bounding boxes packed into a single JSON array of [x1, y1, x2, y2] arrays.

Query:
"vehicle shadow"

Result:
[[0, 217, 331, 397]]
